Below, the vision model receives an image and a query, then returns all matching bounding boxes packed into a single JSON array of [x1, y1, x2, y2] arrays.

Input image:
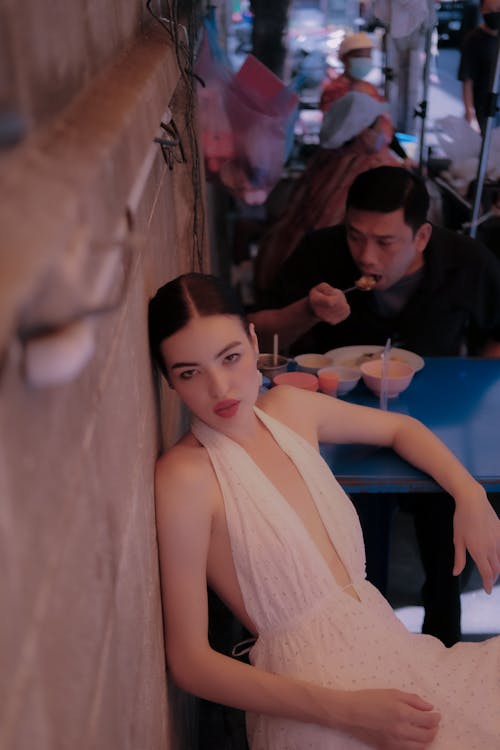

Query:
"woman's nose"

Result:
[[207, 368, 229, 398]]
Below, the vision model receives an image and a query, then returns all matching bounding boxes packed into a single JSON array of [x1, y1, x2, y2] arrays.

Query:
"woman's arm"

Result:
[[155, 448, 440, 747], [272, 387, 500, 594]]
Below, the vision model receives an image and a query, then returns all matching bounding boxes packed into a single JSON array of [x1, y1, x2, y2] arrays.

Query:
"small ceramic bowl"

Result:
[[318, 365, 361, 396], [294, 353, 333, 374], [257, 353, 288, 379], [273, 371, 319, 391], [360, 360, 415, 398]]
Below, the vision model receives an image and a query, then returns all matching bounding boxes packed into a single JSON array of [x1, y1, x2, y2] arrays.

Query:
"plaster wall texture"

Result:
[[0, 4, 206, 749]]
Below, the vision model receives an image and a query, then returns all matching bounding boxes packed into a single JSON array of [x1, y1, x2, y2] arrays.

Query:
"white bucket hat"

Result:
[[319, 91, 389, 150], [338, 31, 373, 58]]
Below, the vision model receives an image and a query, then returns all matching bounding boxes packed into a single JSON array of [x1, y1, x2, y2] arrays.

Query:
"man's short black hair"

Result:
[[346, 166, 430, 234]]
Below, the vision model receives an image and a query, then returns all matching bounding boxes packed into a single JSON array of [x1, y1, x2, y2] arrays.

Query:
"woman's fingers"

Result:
[[452, 535, 466, 577]]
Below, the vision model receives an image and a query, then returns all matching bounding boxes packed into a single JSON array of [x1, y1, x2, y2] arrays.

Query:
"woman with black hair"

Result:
[[149, 273, 500, 749]]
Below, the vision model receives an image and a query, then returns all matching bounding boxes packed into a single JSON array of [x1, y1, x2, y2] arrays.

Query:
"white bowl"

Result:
[[318, 365, 361, 396], [360, 360, 415, 398], [294, 353, 333, 374]]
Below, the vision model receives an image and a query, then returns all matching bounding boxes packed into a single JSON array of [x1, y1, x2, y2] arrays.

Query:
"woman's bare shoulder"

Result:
[[155, 432, 217, 512], [257, 385, 320, 441]]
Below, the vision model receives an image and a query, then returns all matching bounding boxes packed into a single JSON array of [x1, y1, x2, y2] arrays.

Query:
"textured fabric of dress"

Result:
[[191, 407, 500, 749]]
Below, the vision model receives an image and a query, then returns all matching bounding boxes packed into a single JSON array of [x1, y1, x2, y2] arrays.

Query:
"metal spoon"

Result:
[[342, 275, 379, 294]]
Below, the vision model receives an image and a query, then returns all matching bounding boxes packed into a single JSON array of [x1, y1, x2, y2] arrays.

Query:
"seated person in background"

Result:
[[250, 165, 500, 646], [320, 30, 410, 163], [254, 92, 400, 293], [320, 31, 384, 113], [150, 272, 500, 749]]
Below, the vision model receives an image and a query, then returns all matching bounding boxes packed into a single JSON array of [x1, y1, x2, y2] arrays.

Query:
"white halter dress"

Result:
[[191, 407, 500, 749]]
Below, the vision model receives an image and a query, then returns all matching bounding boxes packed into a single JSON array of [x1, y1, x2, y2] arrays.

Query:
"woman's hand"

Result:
[[345, 689, 441, 749], [452, 489, 500, 594]]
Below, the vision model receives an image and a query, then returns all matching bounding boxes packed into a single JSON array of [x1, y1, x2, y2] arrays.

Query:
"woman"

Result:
[[149, 273, 500, 749]]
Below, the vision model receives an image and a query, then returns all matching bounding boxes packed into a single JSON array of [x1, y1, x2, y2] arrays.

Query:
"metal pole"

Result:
[[381, 25, 393, 101], [469, 34, 500, 238], [417, 26, 433, 174]]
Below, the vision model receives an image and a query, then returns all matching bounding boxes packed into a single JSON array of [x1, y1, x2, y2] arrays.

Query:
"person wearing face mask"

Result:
[[458, 0, 500, 135], [254, 92, 401, 293], [320, 32, 384, 114], [320, 32, 409, 164]]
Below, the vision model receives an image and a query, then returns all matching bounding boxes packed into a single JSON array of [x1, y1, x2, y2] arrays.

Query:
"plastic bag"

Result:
[[435, 115, 481, 164], [195, 21, 236, 174], [435, 115, 500, 194], [195, 17, 299, 205]]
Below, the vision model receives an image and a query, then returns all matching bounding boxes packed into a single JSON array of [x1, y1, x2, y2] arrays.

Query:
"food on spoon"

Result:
[[355, 274, 380, 291]]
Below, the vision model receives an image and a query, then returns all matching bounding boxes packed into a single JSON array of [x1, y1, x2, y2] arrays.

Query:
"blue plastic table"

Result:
[[320, 358, 500, 493]]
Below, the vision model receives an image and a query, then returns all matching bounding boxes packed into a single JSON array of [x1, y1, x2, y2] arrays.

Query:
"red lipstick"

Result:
[[214, 400, 240, 418]]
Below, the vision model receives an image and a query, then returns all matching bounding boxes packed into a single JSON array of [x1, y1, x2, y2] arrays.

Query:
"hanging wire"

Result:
[[146, 0, 205, 271]]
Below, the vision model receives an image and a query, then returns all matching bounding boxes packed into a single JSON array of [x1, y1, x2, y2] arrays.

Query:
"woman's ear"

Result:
[[248, 322, 260, 355]]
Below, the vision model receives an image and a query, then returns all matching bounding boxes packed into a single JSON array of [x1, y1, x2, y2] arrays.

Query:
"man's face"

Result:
[[482, 0, 500, 14], [345, 207, 432, 291]]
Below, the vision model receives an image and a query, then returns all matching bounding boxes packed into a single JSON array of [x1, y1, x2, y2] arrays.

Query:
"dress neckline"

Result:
[[192, 407, 361, 602]]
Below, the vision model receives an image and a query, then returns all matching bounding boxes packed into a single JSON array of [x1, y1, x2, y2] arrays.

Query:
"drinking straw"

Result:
[[380, 337, 391, 411], [273, 333, 279, 366]]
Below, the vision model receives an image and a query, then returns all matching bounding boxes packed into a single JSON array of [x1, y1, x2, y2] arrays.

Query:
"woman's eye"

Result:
[[179, 369, 197, 380]]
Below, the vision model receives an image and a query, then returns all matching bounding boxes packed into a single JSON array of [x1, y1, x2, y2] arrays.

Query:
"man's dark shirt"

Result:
[[265, 223, 500, 356], [458, 27, 500, 132]]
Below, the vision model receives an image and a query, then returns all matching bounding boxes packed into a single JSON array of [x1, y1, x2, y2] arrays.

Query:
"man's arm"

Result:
[[250, 283, 351, 351], [249, 298, 318, 352]]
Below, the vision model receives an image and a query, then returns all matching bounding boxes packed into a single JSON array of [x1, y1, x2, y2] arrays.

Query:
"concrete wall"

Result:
[[0, 3, 206, 749]]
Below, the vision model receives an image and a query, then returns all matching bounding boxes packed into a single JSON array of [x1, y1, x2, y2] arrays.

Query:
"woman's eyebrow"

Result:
[[170, 340, 243, 370], [171, 360, 198, 370], [216, 340, 243, 358]]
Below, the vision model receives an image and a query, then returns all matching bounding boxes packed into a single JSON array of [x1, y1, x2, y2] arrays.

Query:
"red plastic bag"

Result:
[[195, 30, 236, 174], [195, 25, 298, 205]]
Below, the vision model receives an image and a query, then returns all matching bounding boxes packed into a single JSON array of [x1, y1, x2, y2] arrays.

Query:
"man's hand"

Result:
[[308, 282, 351, 326], [346, 689, 441, 749], [452, 489, 500, 594]]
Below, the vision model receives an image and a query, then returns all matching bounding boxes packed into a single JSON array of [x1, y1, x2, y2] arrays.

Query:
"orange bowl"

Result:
[[273, 371, 319, 391], [360, 359, 415, 397]]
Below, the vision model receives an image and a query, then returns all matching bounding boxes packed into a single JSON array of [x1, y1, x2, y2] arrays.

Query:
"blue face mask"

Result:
[[347, 57, 373, 80]]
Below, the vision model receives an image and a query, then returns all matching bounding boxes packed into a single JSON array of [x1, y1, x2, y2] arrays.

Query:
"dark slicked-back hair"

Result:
[[346, 166, 430, 234], [148, 273, 248, 378]]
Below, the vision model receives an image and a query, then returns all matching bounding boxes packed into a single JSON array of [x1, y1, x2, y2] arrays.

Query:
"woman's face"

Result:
[[160, 314, 260, 427]]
